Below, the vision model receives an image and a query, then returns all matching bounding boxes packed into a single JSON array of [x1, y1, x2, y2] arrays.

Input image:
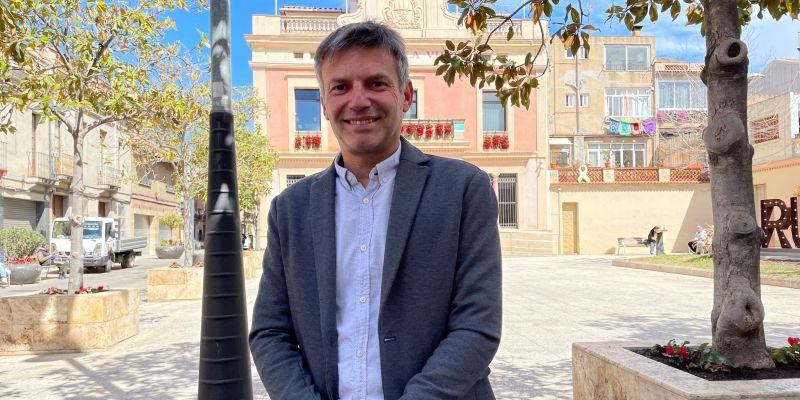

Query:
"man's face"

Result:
[[320, 47, 413, 164]]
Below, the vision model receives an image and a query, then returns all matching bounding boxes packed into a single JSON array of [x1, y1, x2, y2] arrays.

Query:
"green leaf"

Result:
[[649, 3, 658, 22], [446, 40, 455, 51], [435, 64, 449, 76], [670, 1, 681, 19], [507, 25, 514, 41]]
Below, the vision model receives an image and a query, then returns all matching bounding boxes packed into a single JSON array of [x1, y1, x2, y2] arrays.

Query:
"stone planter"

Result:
[[8, 263, 42, 285], [573, 341, 800, 399], [155, 245, 184, 259], [146, 266, 204, 301], [0, 288, 139, 354]]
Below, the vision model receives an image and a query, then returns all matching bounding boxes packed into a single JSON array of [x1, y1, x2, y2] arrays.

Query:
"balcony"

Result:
[[482, 131, 510, 151], [294, 132, 322, 151], [97, 165, 120, 193], [25, 152, 56, 188], [552, 165, 709, 184], [402, 120, 458, 143], [280, 15, 338, 34], [0, 141, 6, 178]]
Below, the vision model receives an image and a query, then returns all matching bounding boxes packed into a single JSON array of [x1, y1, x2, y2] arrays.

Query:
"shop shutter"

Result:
[[134, 214, 150, 255], [3, 198, 38, 230]]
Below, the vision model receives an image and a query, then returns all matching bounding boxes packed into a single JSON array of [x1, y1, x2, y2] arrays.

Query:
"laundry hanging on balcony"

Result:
[[607, 117, 656, 136]]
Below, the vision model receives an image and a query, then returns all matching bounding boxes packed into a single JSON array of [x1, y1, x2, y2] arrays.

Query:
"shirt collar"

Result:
[[334, 144, 401, 191]]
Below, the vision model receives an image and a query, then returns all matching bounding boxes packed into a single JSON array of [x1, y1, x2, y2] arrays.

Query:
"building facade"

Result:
[[247, 0, 554, 253], [0, 107, 179, 255]]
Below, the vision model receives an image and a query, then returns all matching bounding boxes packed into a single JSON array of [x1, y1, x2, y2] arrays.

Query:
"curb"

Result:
[[611, 259, 800, 290]]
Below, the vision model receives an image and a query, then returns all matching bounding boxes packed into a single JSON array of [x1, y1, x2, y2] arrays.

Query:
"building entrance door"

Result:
[[562, 202, 579, 254]]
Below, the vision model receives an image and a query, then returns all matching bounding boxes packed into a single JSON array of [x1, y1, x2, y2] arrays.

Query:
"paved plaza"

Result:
[[1, 255, 799, 399]]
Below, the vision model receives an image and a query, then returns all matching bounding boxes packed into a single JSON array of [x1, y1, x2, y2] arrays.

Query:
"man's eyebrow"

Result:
[[326, 72, 394, 85]]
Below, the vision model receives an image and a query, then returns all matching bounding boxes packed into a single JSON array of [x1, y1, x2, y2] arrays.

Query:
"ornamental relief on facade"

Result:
[[383, 0, 422, 29]]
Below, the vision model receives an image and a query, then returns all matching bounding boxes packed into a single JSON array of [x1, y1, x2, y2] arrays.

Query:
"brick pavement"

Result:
[[1, 255, 798, 399]]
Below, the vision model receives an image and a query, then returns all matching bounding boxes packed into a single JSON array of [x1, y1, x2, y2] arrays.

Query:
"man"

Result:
[[688, 225, 708, 254], [249, 22, 502, 400]]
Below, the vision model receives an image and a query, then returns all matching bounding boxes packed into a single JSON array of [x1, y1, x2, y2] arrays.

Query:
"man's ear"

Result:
[[402, 80, 414, 113]]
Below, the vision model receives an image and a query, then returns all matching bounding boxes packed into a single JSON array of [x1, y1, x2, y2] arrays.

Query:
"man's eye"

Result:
[[331, 84, 346, 91], [371, 82, 386, 88]]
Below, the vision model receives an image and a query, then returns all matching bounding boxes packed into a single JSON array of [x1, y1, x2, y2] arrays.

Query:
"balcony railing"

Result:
[[0, 141, 6, 171], [280, 16, 338, 34], [402, 120, 458, 143], [486, 19, 524, 38], [54, 153, 73, 177], [294, 132, 322, 151], [27, 152, 55, 179], [605, 62, 649, 71], [552, 165, 709, 184], [482, 131, 510, 150], [98, 166, 120, 186]]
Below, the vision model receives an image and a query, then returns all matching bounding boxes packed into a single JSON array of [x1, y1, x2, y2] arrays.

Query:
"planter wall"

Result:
[[146, 267, 204, 301], [573, 341, 800, 399], [0, 288, 139, 354]]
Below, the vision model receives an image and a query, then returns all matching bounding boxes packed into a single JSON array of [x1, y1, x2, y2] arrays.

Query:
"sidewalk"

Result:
[[1, 255, 799, 399]]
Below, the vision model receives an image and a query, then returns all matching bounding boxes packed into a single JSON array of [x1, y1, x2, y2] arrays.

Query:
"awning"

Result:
[[549, 138, 572, 145]]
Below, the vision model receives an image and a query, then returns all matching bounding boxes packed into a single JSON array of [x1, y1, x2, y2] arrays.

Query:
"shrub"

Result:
[[158, 212, 183, 229], [0, 228, 45, 260]]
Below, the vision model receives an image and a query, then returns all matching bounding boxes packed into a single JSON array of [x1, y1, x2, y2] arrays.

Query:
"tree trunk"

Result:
[[703, 0, 773, 369], [182, 189, 194, 267], [68, 133, 86, 293]]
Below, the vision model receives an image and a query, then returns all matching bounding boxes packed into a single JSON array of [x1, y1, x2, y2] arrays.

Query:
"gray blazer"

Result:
[[249, 139, 502, 400]]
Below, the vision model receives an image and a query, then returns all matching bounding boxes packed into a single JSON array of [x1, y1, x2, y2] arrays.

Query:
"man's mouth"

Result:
[[346, 118, 378, 125]]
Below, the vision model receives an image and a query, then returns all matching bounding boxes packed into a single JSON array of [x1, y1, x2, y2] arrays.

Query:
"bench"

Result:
[[617, 237, 647, 255]]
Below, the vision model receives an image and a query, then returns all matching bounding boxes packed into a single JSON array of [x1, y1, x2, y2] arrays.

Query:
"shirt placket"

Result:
[[356, 185, 374, 400]]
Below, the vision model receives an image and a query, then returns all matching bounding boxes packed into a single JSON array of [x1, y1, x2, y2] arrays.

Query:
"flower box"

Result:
[[573, 341, 800, 399], [0, 288, 139, 354]]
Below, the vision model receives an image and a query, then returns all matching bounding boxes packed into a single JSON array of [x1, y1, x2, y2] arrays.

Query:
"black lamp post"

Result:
[[198, 1, 253, 398]]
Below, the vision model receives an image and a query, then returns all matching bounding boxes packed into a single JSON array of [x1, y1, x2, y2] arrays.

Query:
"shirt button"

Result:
[[359, 296, 366, 303], [356, 350, 364, 358], [382, 177, 388, 183], [360, 244, 367, 252], [362, 197, 369, 204]]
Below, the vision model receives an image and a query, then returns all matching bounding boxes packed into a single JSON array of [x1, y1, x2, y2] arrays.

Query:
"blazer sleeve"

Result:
[[249, 198, 321, 400], [400, 169, 502, 399]]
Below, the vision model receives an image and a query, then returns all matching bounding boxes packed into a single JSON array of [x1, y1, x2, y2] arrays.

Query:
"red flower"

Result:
[[492, 135, 501, 148], [679, 347, 689, 359], [97, 285, 104, 292], [425, 130, 433, 139], [435, 124, 444, 135], [483, 137, 491, 149], [500, 136, 510, 149], [665, 346, 675, 356], [416, 124, 424, 134], [444, 123, 453, 134], [294, 137, 302, 149], [407, 124, 416, 134], [789, 337, 799, 346], [304, 136, 312, 147], [312, 135, 321, 148], [425, 124, 433, 137]]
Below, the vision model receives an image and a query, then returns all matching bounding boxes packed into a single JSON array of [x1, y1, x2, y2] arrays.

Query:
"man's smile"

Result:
[[345, 117, 379, 125]]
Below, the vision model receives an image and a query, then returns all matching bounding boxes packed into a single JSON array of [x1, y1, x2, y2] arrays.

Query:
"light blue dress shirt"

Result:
[[333, 145, 400, 400]]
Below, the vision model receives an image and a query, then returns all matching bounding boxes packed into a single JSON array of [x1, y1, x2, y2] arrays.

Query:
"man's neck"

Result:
[[341, 143, 400, 188]]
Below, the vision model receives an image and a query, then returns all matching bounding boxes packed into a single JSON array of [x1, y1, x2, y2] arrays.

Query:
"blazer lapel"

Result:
[[381, 139, 429, 310], [310, 166, 339, 398]]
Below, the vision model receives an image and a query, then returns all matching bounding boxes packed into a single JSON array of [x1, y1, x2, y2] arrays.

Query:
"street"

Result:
[[1, 255, 799, 399], [0, 254, 179, 298]]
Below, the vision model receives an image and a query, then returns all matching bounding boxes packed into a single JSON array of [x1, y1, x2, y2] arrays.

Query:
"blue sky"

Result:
[[165, 1, 800, 87]]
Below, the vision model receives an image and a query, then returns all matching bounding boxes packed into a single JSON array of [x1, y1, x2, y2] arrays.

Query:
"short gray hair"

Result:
[[314, 21, 409, 94]]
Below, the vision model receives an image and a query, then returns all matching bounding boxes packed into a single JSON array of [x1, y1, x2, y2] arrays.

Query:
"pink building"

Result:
[[247, 0, 555, 254]]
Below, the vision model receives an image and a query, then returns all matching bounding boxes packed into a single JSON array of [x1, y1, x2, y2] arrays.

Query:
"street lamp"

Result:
[[198, 1, 253, 399]]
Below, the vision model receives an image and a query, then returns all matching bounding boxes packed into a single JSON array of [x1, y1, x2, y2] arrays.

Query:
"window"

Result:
[[750, 115, 780, 144], [605, 88, 651, 118], [295, 89, 321, 132], [579, 94, 589, 108], [587, 143, 646, 167], [565, 94, 575, 107], [286, 174, 306, 188], [482, 92, 506, 132], [404, 90, 418, 119], [565, 47, 587, 59], [497, 174, 517, 228], [293, 52, 304, 59], [604, 45, 649, 71], [658, 81, 707, 109]]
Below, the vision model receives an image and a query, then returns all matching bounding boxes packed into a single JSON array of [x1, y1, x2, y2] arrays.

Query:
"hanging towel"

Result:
[[620, 121, 632, 136], [643, 118, 656, 134], [609, 119, 620, 135]]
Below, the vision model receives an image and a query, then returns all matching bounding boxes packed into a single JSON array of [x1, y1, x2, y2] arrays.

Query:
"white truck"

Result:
[[50, 217, 147, 273]]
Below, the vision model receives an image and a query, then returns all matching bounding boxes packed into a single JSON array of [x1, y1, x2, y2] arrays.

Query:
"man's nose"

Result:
[[348, 85, 371, 109]]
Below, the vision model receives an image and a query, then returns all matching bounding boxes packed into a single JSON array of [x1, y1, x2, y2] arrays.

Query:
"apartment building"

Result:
[[548, 28, 655, 169], [0, 107, 179, 255], [247, 0, 555, 254]]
